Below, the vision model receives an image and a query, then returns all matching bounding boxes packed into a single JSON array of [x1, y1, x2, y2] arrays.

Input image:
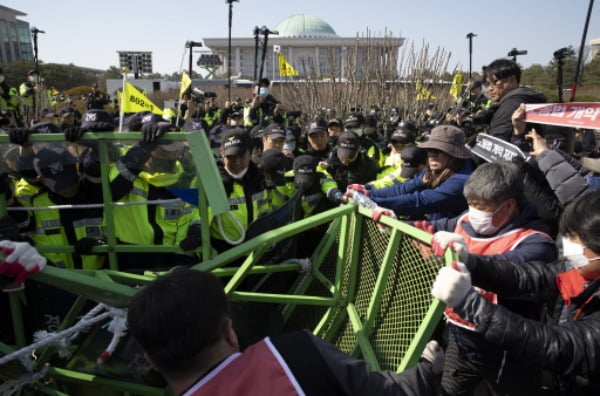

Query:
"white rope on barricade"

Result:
[[0, 302, 128, 368], [0, 363, 49, 396], [97, 307, 128, 364]]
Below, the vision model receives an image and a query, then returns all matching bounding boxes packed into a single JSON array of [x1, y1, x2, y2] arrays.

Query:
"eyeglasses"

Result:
[[484, 78, 503, 87]]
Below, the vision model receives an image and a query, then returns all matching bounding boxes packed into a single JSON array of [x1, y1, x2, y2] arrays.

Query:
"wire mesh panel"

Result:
[[322, 213, 445, 371], [368, 228, 444, 371]]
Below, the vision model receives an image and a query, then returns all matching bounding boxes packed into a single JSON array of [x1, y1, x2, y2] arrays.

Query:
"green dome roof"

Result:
[[274, 14, 337, 38]]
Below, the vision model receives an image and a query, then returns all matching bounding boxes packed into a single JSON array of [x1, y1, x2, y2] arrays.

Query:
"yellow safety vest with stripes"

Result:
[[30, 193, 105, 270], [209, 179, 270, 242], [109, 162, 198, 246], [276, 167, 338, 217]]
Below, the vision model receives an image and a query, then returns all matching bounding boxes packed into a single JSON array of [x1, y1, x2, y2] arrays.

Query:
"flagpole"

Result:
[[118, 70, 127, 132]]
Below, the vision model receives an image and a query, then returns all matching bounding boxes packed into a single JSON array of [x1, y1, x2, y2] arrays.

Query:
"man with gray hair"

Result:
[[417, 161, 558, 395]]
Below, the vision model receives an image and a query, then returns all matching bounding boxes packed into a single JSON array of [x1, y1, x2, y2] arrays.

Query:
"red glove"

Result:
[[414, 220, 435, 234], [0, 241, 46, 287], [371, 207, 393, 222]]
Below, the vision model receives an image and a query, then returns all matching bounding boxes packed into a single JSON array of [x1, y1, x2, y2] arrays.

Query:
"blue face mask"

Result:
[[586, 175, 600, 190], [259, 87, 269, 98]]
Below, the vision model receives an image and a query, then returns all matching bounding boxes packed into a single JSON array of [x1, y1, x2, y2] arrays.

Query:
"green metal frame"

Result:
[[0, 133, 453, 393]]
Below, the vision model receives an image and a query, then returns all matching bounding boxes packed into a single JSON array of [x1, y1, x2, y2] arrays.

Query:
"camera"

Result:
[[189, 87, 218, 103], [507, 48, 528, 57], [553, 47, 574, 59]]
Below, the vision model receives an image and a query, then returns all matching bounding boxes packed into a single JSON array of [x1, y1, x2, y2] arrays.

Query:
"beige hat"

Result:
[[419, 125, 472, 159]]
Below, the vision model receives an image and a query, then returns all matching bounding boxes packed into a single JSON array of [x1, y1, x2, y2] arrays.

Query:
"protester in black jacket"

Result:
[[432, 190, 600, 395], [473, 59, 546, 143], [326, 131, 379, 191]]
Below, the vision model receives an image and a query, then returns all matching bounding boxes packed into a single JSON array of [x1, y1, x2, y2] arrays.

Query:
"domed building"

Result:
[[202, 14, 403, 80]]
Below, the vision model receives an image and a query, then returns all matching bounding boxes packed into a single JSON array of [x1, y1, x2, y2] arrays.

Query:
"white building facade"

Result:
[[203, 14, 403, 81]]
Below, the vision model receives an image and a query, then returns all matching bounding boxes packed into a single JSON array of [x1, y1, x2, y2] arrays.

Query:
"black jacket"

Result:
[[326, 153, 379, 192], [457, 255, 600, 394], [487, 86, 546, 142]]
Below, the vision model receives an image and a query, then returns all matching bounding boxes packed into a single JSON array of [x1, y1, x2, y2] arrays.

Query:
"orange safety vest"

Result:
[[445, 214, 550, 331], [183, 337, 304, 396]]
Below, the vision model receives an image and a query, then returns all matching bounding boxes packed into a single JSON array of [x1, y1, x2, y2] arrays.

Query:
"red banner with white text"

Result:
[[524, 102, 600, 129]]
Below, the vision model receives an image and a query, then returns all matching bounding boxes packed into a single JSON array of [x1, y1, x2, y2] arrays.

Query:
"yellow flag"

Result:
[[278, 53, 298, 77], [416, 81, 436, 101], [449, 72, 464, 99], [180, 72, 192, 98], [121, 82, 163, 115]]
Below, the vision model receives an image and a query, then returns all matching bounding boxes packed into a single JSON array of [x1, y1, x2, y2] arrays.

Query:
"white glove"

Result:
[[431, 231, 468, 262], [431, 261, 471, 307], [420, 340, 445, 375], [0, 240, 46, 285]]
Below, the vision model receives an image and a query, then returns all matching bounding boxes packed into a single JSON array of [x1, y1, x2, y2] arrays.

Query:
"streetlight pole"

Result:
[[31, 26, 44, 123], [466, 33, 476, 79], [185, 41, 203, 78], [570, 0, 594, 101], [226, 0, 239, 102], [253, 26, 260, 81], [258, 26, 278, 82]]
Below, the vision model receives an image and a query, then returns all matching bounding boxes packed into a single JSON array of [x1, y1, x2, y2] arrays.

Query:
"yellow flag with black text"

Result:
[[121, 82, 162, 115], [180, 72, 192, 98], [278, 53, 298, 77], [449, 72, 464, 99], [416, 81, 436, 101]]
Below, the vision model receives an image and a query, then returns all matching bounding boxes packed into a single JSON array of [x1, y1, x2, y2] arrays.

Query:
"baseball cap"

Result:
[[293, 155, 318, 187], [33, 145, 79, 192], [260, 149, 289, 185], [400, 145, 427, 179], [263, 124, 286, 140], [221, 128, 251, 156], [337, 131, 360, 158], [327, 118, 342, 127], [308, 126, 327, 136], [344, 113, 365, 129], [390, 128, 415, 144], [81, 109, 115, 131], [31, 121, 60, 134]]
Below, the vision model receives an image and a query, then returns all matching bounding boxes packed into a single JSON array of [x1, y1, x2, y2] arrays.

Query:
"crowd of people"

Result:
[[0, 57, 600, 395]]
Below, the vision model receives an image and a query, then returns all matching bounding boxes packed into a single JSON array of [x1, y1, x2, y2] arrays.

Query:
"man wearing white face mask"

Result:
[[431, 190, 600, 395], [245, 78, 283, 127], [419, 161, 558, 396], [211, 128, 270, 252]]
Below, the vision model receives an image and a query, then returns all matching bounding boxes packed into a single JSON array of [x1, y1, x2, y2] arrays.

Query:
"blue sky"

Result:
[[3, 0, 599, 74]]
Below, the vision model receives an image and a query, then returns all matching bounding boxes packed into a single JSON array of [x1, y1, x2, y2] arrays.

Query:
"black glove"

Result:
[[119, 143, 154, 172], [141, 123, 172, 143], [8, 128, 34, 145], [179, 224, 202, 251], [64, 127, 84, 142], [73, 237, 105, 255], [81, 122, 114, 132], [0, 215, 20, 241]]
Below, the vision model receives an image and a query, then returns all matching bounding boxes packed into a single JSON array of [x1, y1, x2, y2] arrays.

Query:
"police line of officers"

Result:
[[0, 75, 490, 272]]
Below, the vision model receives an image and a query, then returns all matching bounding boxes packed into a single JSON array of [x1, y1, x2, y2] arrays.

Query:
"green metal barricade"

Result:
[[0, 132, 451, 394]]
